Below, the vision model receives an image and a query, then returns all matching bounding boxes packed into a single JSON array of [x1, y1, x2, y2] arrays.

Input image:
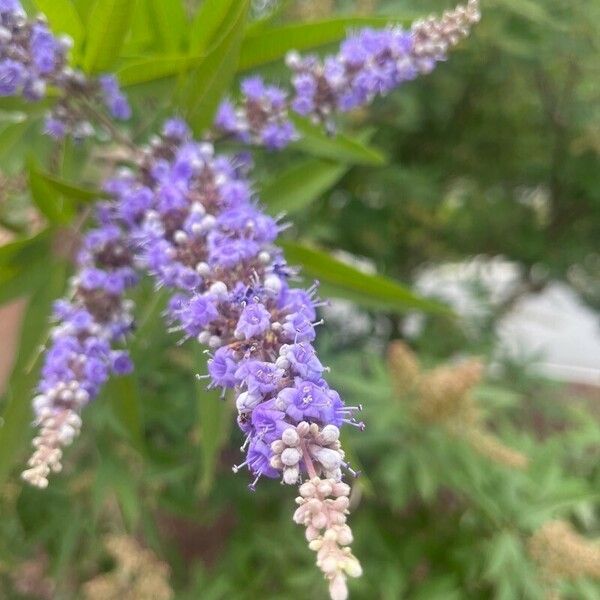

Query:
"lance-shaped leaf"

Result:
[[147, 0, 187, 52], [279, 240, 451, 314], [291, 118, 386, 166], [0, 229, 54, 306], [184, 0, 249, 135], [83, 0, 136, 74], [261, 158, 347, 215], [118, 55, 203, 87], [189, 0, 237, 53], [27, 157, 75, 224], [29, 161, 102, 203]]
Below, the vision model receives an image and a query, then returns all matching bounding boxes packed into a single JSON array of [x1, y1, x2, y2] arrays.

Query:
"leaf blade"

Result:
[[261, 158, 347, 215], [184, 0, 249, 135], [188, 0, 237, 54], [279, 241, 452, 314], [83, 0, 136, 74], [292, 118, 386, 165]]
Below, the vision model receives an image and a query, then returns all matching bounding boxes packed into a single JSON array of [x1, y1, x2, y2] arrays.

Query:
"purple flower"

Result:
[[235, 360, 283, 396], [0, 59, 25, 95], [162, 118, 190, 140], [111, 351, 133, 375], [99, 75, 131, 120], [43, 114, 67, 138], [0, 0, 22, 16], [30, 24, 59, 74], [208, 347, 239, 388], [179, 294, 219, 336], [251, 399, 288, 441], [246, 437, 279, 479], [215, 99, 239, 132], [234, 301, 271, 340], [281, 312, 316, 343], [276, 381, 344, 426], [282, 343, 325, 381]]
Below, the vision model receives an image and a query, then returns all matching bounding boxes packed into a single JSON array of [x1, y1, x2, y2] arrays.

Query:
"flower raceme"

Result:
[[215, 0, 481, 145], [10, 1, 481, 597], [0, 0, 130, 138]]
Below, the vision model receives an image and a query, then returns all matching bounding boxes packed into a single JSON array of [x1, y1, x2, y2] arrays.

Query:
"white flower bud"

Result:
[[283, 465, 299, 485], [173, 230, 188, 244], [329, 574, 349, 600], [208, 335, 222, 348], [264, 274, 282, 295], [209, 281, 227, 297], [281, 428, 299, 447], [200, 214, 216, 232], [281, 447, 301, 466], [191, 201, 206, 215], [320, 424, 340, 444], [274, 356, 290, 370], [343, 557, 363, 578], [311, 447, 342, 471], [197, 331, 211, 344], [258, 251, 271, 264], [236, 391, 260, 412], [195, 262, 210, 276]]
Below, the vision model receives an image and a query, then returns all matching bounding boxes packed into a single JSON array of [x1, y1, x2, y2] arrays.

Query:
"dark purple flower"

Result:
[[111, 351, 133, 375]]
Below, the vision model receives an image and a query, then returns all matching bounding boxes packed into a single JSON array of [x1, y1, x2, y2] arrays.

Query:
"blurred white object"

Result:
[[498, 282, 600, 386], [412, 258, 600, 386]]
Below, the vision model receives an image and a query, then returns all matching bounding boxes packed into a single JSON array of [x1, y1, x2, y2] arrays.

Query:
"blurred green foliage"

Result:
[[0, 0, 599, 599]]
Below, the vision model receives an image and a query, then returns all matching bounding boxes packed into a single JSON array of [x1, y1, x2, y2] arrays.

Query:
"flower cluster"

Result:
[[215, 0, 480, 141], [83, 535, 173, 600], [0, 0, 130, 138], [0, 0, 70, 100], [294, 477, 362, 600], [215, 76, 297, 150], [22, 216, 137, 488], [288, 0, 480, 127], [387, 341, 529, 469], [98, 119, 364, 492]]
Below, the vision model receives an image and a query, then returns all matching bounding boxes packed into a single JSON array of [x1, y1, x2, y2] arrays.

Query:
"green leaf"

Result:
[[83, 0, 136, 74], [94, 453, 140, 527], [0, 260, 68, 489], [292, 118, 386, 165], [0, 229, 54, 306], [189, 0, 237, 53], [279, 241, 452, 314], [29, 163, 102, 203], [105, 375, 145, 453], [238, 16, 411, 71], [34, 0, 85, 51], [27, 157, 74, 224], [118, 55, 203, 87], [261, 158, 347, 215], [147, 0, 186, 52], [184, 0, 249, 135], [194, 347, 232, 497]]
